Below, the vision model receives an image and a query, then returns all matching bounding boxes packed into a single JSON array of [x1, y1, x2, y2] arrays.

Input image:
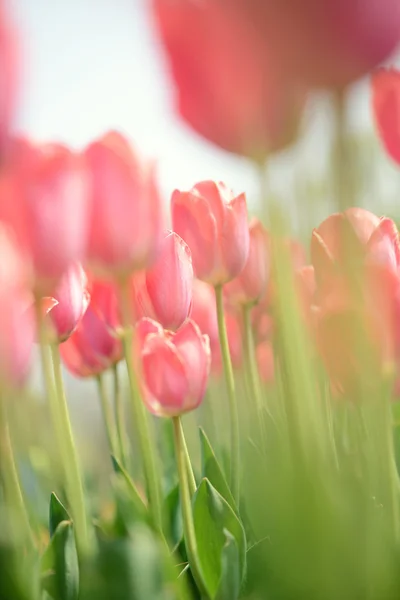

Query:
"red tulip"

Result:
[[133, 231, 193, 331], [49, 263, 90, 343], [60, 278, 122, 378], [172, 180, 249, 286], [85, 131, 163, 278], [372, 68, 400, 165], [152, 0, 305, 158], [137, 318, 211, 417], [0, 139, 90, 294], [240, 0, 400, 87], [225, 219, 269, 307]]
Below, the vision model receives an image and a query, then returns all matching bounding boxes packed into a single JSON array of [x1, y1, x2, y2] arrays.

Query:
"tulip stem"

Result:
[[179, 418, 197, 497], [0, 399, 35, 553], [215, 284, 240, 505], [242, 305, 266, 451], [332, 88, 353, 212], [35, 300, 89, 556], [119, 280, 163, 535], [112, 363, 129, 470], [172, 416, 208, 598], [96, 374, 117, 459]]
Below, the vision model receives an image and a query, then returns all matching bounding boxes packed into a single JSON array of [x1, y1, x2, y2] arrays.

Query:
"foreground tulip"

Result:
[[85, 131, 163, 278], [133, 231, 193, 331], [49, 263, 90, 343], [0, 139, 89, 294], [225, 219, 269, 307], [240, 0, 400, 88], [372, 68, 400, 165], [137, 318, 210, 417], [172, 181, 249, 286], [152, 0, 305, 158]]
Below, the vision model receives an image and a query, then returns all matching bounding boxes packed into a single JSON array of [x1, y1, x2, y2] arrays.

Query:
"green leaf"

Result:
[[112, 473, 148, 535], [41, 520, 79, 600], [111, 455, 147, 513], [215, 531, 241, 600], [193, 478, 246, 599], [49, 492, 70, 538], [162, 483, 183, 548], [199, 428, 237, 513]]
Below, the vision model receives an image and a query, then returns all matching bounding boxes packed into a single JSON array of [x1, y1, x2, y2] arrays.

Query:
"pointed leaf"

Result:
[[41, 520, 79, 600], [192, 478, 246, 599], [215, 531, 241, 600], [199, 427, 237, 513], [111, 455, 147, 515], [49, 492, 70, 537]]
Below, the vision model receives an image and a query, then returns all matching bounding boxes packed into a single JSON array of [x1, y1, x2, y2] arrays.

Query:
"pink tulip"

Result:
[[152, 0, 305, 158], [137, 318, 211, 417], [59, 283, 123, 379], [172, 180, 249, 286], [256, 341, 275, 384], [133, 231, 193, 331], [372, 68, 400, 165], [85, 131, 164, 278], [225, 219, 269, 306], [49, 263, 90, 343], [240, 0, 400, 87], [0, 139, 90, 294]]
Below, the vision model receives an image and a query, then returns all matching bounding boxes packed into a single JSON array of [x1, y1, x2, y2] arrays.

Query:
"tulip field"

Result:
[[2, 1, 400, 599]]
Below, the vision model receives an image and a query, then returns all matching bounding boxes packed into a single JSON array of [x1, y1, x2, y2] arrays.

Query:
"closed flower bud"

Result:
[[49, 263, 90, 343]]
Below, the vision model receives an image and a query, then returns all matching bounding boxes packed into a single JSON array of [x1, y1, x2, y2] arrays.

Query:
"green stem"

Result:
[[382, 398, 400, 542], [172, 416, 208, 598], [0, 402, 35, 553], [112, 363, 129, 470], [179, 419, 197, 497], [50, 343, 89, 555], [332, 88, 353, 213], [215, 285, 240, 505], [96, 374, 117, 458], [119, 280, 162, 534], [242, 304, 266, 450]]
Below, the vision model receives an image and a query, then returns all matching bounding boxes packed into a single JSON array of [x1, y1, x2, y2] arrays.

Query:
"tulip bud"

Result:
[[137, 318, 210, 417], [172, 180, 249, 286], [225, 219, 269, 306], [85, 131, 164, 278], [133, 231, 193, 331], [372, 68, 400, 166], [49, 263, 90, 343]]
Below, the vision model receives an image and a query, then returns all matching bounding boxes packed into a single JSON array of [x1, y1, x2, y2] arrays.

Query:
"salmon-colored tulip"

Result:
[[225, 219, 269, 306], [137, 318, 210, 417], [49, 263, 90, 343], [0, 139, 90, 294], [133, 231, 193, 331], [240, 0, 400, 87], [60, 278, 122, 378], [372, 68, 400, 165], [152, 0, 305, 158], [172, 180, 249, 286], [85, 131, 163, 278]]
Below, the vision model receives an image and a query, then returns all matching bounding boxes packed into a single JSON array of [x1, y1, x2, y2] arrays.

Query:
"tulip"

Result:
[[172, 180, 249, 286], [372, 68, 400, 165], [239, 0, 400, 88], [225, 219, 269, 307], [256, 341, 275, 384], [0, 139, 90, 294], [152, 0, 305, 158], [137, 318, 211, 417], [85, 131, 164, 278], [133, 231, 193, 331], [49, 263, 90, 343]]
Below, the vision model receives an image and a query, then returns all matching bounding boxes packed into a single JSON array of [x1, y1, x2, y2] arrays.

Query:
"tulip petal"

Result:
[[220, 193, 249, 282], [367, 217, 400, 270], [372, 68, 400, 165]]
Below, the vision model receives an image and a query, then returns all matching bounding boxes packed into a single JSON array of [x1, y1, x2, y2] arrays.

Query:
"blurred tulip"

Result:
[[133, 231, 193, 331], [0, 139, 90, 294], [372, 68, 400, 165], [137, 318, 210, 417], [0, 3, 17, 153], [152, 0, 305, 158], [225, 219, 269, 306], [49, 263, 90, 343], [85, 131, 163, 278], [256, 341, 275, 384], [0, 225, 34, 387], [172, 180, 249, 286], [240, 0, 400, 87], [60, 278, 122, 378]]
